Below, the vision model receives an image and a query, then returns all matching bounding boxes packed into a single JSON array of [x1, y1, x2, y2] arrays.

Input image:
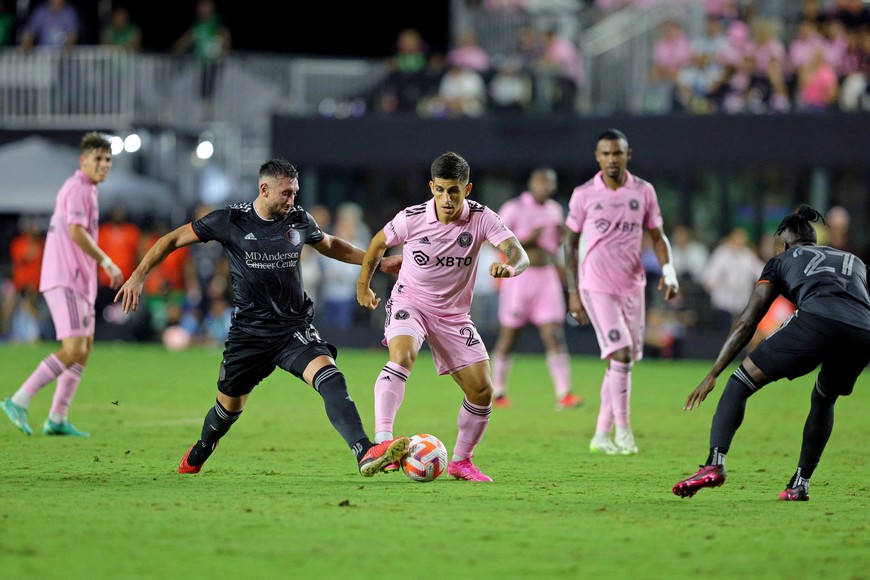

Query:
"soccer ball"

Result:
[[401, 433, 448, 483]]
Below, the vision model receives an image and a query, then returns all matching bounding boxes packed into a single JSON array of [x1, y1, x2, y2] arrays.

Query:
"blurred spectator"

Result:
[[823, 205, 862, 256], [100, 6, 141, 52], [750, 17, 787, 78], [675, 51, 723, 113], [646, 18, 693, 112], [318, 203, 368, 329], [376, 28, 431, 114], [692, 15, 731, 63], [141, 218, 194, 334], [538, 26, 585, 113], [719, 19, 753, 68], [0, 0, 14, 48], [428, 64, 488, 117], [669, 224, 710, 283], [301, 203, 331, 306], [796, 46, 839, 111], [839, 26, 870, 111], [448, 30, 491, 75], [19, 0, 79, 53], [98, 204, 141, 288], [797, 0, 827, 28], [788, 19, 827, 78], [830, 0, 870, 31], [702, 226, 765, 332], [3, 217, 46, 341], [171, 0, 231, 109], [187, 203, 225, 317], [488, 55, 534, 114]]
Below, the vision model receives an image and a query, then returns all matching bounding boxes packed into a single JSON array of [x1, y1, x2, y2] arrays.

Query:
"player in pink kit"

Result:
[[357, 151, 529, 482], [491, 167, 584, 410], [2, 132, 123, 437], [563, 129, 679, 455]]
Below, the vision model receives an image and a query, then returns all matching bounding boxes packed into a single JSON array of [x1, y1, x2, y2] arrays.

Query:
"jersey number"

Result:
[[794, 247, 855, 277], [459, 326, 480, 347]]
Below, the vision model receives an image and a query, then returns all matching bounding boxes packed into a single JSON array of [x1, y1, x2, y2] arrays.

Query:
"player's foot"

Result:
[[493, 395, 511, 408], [779, 485, 809, 501], [380, 462, 401, 473], [42, 419, 89, 437], [2, 398, 32, 435], [359, 436, 410, 477], [672, 465, 726, 498], [589, 433, 619, 455], [447, 458, 493, 482], [178, 443, 213, 474], [555, 393, 584, 410], [615, 429, 638, 455]]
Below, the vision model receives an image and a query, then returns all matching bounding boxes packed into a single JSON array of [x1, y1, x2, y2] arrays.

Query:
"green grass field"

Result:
[[1, 342, 868, 579]]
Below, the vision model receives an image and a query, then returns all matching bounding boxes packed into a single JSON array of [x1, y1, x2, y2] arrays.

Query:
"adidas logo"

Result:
[[594, 203, 603, 210], [244, 233, 257, 240], [380, 376, 392, 381], [419, 236, 430, 244]]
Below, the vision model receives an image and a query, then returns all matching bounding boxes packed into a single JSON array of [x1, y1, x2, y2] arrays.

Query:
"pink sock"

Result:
[[595, 368, 613, 434], [546, 352, 572, 398], [452, 398, 491, 460], [490, 353, 511, 397], [50, 364, 84, 418], [608, 361, 633, 429], [12, 354, 67, 407], [374, 361, 409, 437]]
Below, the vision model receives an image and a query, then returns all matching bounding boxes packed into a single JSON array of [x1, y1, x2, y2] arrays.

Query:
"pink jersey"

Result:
[[40, 170, 101, 302], [565, 170, 663, 295], [498, 192, 563, 255], [384, 198, 514, 317]]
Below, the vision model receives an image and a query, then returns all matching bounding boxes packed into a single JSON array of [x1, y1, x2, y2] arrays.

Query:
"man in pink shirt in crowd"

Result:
[[564, 129, 679, 455], [3, 132, 123, 437], [491, 167, 584, 410], [357, 151, 529, 482]]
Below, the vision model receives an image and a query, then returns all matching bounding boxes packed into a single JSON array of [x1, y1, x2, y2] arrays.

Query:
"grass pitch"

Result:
[[1, 342, 868, 579]]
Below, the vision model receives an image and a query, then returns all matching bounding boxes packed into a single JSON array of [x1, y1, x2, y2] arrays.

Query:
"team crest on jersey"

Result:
[[458, 232, 473, 247], [595, 219, 610, 233], [608, 329, 620, 342], [285, 228, 302, 246], [412, 250, 429, 265], [395, 310, 410, 320], [629, 199, 639, 210]]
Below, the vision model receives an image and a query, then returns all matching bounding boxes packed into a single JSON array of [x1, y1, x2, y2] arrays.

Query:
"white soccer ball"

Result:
[[401, 433, 448, 483]]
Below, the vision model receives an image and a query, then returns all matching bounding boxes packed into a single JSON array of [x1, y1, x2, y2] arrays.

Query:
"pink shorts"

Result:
[[43, 286, 95, 340], [580, 287, 645, 361], [384, 297, 489, 375], [498, 265, 566, 328]]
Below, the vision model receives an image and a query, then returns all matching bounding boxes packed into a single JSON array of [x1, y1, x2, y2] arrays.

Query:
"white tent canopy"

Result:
[[0, 136, 177, 216]]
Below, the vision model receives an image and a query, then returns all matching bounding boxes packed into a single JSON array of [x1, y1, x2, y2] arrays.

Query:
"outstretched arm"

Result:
[[490, 236, 529, 278], [114, 223, 201, 312], [648, 226, 679, 300], [683, 281, 777, 410], [356, 229, 390, 310], [314, 232, 402, 273], [69, 224, 123, 289]]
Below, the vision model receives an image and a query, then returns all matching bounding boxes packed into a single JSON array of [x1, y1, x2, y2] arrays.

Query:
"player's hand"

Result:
[[101, 259, 124, 289], [357, 285, 380, 310], [567, 292, 589, 325], [659, 263, 680, 301], [379, 255, 402, 275], [683, 374, 716, 410], [489, 262, 515, 278], [114, 275, 144, 313]]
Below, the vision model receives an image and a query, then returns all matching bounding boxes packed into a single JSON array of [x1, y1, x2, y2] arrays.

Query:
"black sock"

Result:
[[705, 446, 728, 467], [795, 381, 836, 481], [313, 365, 371, 458], [709, 366, 757, 456], [188, 399, 242, 466]]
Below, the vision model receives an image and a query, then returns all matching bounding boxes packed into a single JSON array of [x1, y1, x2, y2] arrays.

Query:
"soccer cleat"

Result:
[[672, 464, 727, 498], [178, 443, 216, 474], [493, 395, 511, 408], [780, 485, 809, 502], [42, 419, 89, 437], [2, 398, 32, 435], [447, 458, 493, 482], [555, 393, 584, 410], [381, 462, 401, 473], [359, 436, 410, 477], [589, 433, 619, 455], [615, 429, 638, 455]]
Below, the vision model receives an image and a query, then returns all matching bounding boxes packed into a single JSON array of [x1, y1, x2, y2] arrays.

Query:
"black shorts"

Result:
[[748, 310, 870, 397], [216, 325, 338, 397]]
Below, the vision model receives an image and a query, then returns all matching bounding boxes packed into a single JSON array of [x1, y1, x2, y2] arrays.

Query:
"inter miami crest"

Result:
[[608, 329, 621, 342], [457, 232, 473, 248], [395, 310, 410, 320], [629, 199, 639, 211]]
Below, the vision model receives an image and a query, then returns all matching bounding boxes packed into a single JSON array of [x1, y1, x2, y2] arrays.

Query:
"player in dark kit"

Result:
[[673, 206, 870, 501], [115, 159, 409, 476]]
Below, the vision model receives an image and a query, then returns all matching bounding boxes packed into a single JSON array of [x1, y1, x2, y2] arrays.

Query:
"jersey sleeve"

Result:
[[643, 183, 664, 231], [63, 183, 90, 228], [758, 257, 781, 287], [304, 211, 325, 245], [382, 210, 408, 247], [484, 206, 514, 247], [565, 188, 585, 233], [191, 208, 229, 244]]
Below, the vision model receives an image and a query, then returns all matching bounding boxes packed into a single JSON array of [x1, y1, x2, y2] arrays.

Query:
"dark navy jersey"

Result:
[[192, 202, 325, 337], [760, 245, 870, 330]]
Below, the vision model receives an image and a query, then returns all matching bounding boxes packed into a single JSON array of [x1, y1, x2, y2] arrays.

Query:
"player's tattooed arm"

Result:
[[490, 236, 530, 278]]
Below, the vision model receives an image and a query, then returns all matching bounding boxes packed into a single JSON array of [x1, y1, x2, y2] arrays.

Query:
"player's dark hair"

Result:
[[597, 128, 628, 144], [260, 158, 299, 181], [80, 131, 111, 153], [431, 151, 470, 183], [775, 205, 825, 243]]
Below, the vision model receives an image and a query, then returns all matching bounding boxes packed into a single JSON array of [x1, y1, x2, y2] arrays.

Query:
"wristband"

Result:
[[504, 264, 515, 277], [661, 263, 678, 286], [100, 256, 113, 269]]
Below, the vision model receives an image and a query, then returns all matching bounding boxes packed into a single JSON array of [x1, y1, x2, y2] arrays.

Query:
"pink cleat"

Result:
[[381, 462, 400, 473], [448, 458, 493, 482], [672, 464, 726, 498]]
